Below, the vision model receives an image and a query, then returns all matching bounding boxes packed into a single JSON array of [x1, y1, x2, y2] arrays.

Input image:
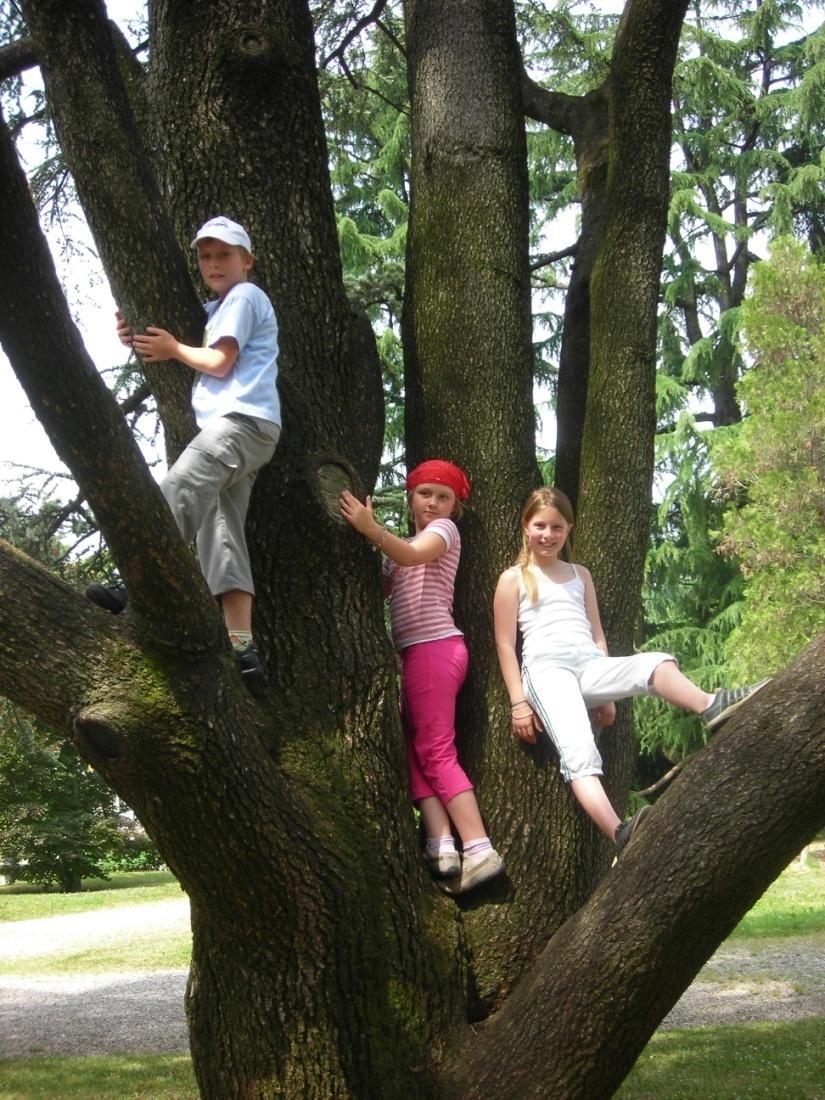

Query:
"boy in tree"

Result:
[[88, 216, 281, 691]]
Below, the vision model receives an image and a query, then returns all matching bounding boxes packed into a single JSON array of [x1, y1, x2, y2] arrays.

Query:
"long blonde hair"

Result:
[[515, 487, 575, 602]]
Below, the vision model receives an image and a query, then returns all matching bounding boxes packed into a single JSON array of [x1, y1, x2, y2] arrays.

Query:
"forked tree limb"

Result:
[[444, 637, 825, 1098], [0, 111, 219, 648], [21, 0, 203, 463]]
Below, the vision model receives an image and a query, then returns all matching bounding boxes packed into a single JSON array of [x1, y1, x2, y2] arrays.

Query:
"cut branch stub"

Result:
[[74, 710, 126, 764], [313, 458, 360, 521]]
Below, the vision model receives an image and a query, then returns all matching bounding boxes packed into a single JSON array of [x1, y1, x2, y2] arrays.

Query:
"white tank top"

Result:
[[518, 564, 601, 668]]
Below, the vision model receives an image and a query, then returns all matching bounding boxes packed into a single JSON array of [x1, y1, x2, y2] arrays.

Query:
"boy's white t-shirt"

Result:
[[192, 282, 280, 428]]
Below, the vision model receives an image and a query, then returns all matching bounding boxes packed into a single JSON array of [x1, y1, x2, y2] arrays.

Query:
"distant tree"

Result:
[[634, 1, 824, 761], [635, 428, 744, 763], [0, 705, 122, 891], [713, 237, 825, 678]]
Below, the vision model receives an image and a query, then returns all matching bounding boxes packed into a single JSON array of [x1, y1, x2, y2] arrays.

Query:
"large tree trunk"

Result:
[[578, 0, 690, 640], [10, 2, 463, 1096], [442, 636, 825, 1099], [403, 0, 613, 1012], [573, 0, 691, 823], [1, 2, 823, 1098]]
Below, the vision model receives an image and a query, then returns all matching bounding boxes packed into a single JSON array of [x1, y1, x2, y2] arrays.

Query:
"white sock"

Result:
[[462, 837, 493, 859], [426, 836, 457, 857], [229, 631, 253, 651]]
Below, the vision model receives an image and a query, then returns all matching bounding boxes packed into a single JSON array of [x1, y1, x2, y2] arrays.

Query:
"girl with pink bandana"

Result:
[[340, 461, 503, 894]]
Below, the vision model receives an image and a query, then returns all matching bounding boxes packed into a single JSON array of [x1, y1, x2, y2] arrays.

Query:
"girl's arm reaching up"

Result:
[[339, 490, 447, 566], [493, 569, 541, 745]]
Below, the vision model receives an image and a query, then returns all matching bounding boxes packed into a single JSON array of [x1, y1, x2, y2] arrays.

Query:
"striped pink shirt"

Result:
[[382, 517, 463, 650]]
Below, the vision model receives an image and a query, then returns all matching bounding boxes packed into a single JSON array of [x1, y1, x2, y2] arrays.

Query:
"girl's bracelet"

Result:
[[371, 526, 388, 553], [510, 700, 529, 710]]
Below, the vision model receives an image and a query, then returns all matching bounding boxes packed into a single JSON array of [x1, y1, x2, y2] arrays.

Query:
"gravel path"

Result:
[[662, 938, 825, 1029], [1, 900, 823, 1057], [0, 971, 189, 1056], [0, 900, 190, 1058]]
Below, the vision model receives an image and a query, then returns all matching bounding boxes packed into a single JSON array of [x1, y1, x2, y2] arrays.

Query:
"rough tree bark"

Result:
[[9, 2, 460, 1096], [403, 0, 615, 1012], [443, 634, 825, 1099], [570, 0, 691, 820], [577, 0, 689, 630], [521, 77, 608, 513], [0, 2, 823, 1098]]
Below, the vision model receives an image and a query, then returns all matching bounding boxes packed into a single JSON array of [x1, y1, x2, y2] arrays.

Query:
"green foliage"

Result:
[[636, 417, 743, 761], [713, 237, 825, 678], [0, 491, 104, 581], [0, 705, 160, 892], [316, 3, 409, 481], [99, 827, 165, 874], [638, 4, 825, 763]]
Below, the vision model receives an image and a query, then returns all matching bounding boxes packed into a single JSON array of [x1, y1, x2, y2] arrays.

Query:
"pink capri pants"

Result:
[[400, 635, 474, 805]]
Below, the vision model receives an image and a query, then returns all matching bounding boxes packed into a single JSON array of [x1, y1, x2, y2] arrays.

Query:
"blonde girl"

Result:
[[493, 487, 768, 854]]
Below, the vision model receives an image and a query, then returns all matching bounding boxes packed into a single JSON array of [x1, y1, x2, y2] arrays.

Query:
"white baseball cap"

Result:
[[190, 216, 252, 252]]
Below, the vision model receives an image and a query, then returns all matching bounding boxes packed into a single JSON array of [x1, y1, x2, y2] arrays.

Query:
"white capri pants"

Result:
[[161, 413, 279, 597], [522, 650, 675, 782]]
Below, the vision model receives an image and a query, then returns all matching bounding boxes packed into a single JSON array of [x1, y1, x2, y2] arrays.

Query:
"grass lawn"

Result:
[[0, 846, 821, 1096], [0, 871, 184, 922], [1, 1020, 824, 1100], [617, 1017, 825, 1099], [731, 844, 825, 939], [0, 1054, 197, 1100], [0, 869, 191, 976], [0, 927, 192, 977]]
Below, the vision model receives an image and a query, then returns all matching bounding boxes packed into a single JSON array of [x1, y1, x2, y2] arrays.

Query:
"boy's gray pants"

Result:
[[161, 413, 280, 596]]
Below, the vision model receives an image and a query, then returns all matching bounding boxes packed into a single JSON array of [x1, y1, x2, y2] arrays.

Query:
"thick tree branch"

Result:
[[0, 36, 37, 82], [21, 0, 203, 463], [0, 109, 219, 648], [521, 68, 580, 136], [529, 241, 578, 271], [0, 538, 327, 968], [447, 637, 825, 1098], [0, 539, 121, 729], [577, 0, 690, 641], [521, 53, 608, 506]]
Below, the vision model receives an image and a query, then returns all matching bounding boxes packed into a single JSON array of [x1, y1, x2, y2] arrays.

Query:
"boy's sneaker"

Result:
[[86, 583, 127, 615], [439, 849, 504, 895], [701, 678, 772, 733], [615, 804, 652, 858], [426, 850, 461, 879], [233, 642, 266, 696]]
